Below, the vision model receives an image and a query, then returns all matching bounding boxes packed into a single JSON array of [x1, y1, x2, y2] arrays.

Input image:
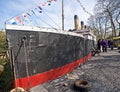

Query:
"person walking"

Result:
[[110, 39, 114, 50], [108, 40, 111, 48], [97, 39, 101, 51], [101, 39, 107, 52]]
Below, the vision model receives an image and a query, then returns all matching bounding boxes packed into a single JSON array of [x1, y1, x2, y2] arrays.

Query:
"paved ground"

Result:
[[39, 48, 120, 92]]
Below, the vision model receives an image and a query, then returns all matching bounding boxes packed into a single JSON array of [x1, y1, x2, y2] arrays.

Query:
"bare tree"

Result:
[[87, 16, 100, 39], [116, 12, 120, 36], [93, 0, 120, 37], [87, 13, 110, 39]]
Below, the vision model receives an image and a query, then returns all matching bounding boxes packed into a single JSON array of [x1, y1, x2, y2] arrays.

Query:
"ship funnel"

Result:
[[81, 21, 84, 30], [84, 25, 87, 30], [74, 15, 79, 30]]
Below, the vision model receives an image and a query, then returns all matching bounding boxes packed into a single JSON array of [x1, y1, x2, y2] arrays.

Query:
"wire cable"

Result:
[[42, 9, 61, 28], [35, 14, 57, 29], [76, 0, 94, 17], [33, 0, 61, 29]]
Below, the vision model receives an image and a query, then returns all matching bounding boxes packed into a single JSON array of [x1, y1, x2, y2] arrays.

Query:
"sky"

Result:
[[0, 0, 96, 30]]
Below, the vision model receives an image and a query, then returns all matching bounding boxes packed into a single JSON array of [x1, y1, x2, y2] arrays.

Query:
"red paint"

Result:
[[14, 53, 92, 90]]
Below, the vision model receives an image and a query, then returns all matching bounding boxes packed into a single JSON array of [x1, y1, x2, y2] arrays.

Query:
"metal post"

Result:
[[119, 23, 120, 36], [62, 0, 64, 31]]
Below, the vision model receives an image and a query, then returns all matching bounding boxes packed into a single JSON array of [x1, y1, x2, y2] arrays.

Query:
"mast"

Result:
[[62, 0, 64, 31]]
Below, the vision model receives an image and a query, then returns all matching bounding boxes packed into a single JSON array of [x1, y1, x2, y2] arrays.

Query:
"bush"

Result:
[[0, 31, 8, 53], [0, 59, 13, 91], [0, 31, 12, 91]]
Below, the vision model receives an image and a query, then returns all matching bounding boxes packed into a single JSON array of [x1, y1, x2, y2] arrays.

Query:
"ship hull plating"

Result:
[[6, 29, 94, 90]]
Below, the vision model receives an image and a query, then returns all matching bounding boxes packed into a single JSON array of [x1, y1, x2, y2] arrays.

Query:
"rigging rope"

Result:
[[42, 10, 61, 29], [33, 1, 61, 29], [76, 0, 94, 17], [34, 14, 57, 28], [23, 37, 31, 91]]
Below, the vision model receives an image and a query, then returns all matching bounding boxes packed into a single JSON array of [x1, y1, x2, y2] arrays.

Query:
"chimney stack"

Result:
[[81, 21, 84, 30], [84, 25, 87, 30], [74, 15, 79, 30]]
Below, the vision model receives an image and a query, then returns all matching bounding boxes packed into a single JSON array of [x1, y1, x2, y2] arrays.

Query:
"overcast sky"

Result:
[[0, 0, 96, 30]]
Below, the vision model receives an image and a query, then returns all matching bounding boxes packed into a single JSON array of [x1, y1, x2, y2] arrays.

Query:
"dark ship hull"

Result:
[[6, 25, 95, 90]]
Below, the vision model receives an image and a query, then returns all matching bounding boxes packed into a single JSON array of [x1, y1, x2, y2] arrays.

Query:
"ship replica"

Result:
[[5, 0, 96, 91]]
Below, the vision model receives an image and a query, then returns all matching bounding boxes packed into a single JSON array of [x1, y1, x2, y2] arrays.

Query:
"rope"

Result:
[[25, 0, 61, 29], [76, 0, 94, 17], [22, 37, 31, 92], [34, 0, 61, 29], [42, 10, 61, 29], [35, 15, 56, 28], [11, 42, 24, 88], [11, 48, 18, 87]]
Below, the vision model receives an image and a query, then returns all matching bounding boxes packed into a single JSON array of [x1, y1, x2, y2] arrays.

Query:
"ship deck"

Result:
[[31, 48, 120, 92]]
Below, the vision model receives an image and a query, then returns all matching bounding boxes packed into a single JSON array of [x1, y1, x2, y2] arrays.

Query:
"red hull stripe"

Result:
[[15, 53, 92, 90]]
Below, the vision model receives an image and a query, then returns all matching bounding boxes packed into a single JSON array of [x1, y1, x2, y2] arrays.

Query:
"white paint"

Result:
[[5, 24, 96, 41]]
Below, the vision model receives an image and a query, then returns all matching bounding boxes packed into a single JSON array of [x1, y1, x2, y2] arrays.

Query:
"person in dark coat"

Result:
[[108, 40, 111, 48], [97, 39, 101, 51], [101, 39, 107, 52], [110, 39, 113, 50]]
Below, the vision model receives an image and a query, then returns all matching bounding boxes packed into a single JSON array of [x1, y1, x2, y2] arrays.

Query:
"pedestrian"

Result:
[[110, 39, 114, 50], [97, 39, 101, 51], [101, 39, 107, 52], [108, 40, 111, 48]]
